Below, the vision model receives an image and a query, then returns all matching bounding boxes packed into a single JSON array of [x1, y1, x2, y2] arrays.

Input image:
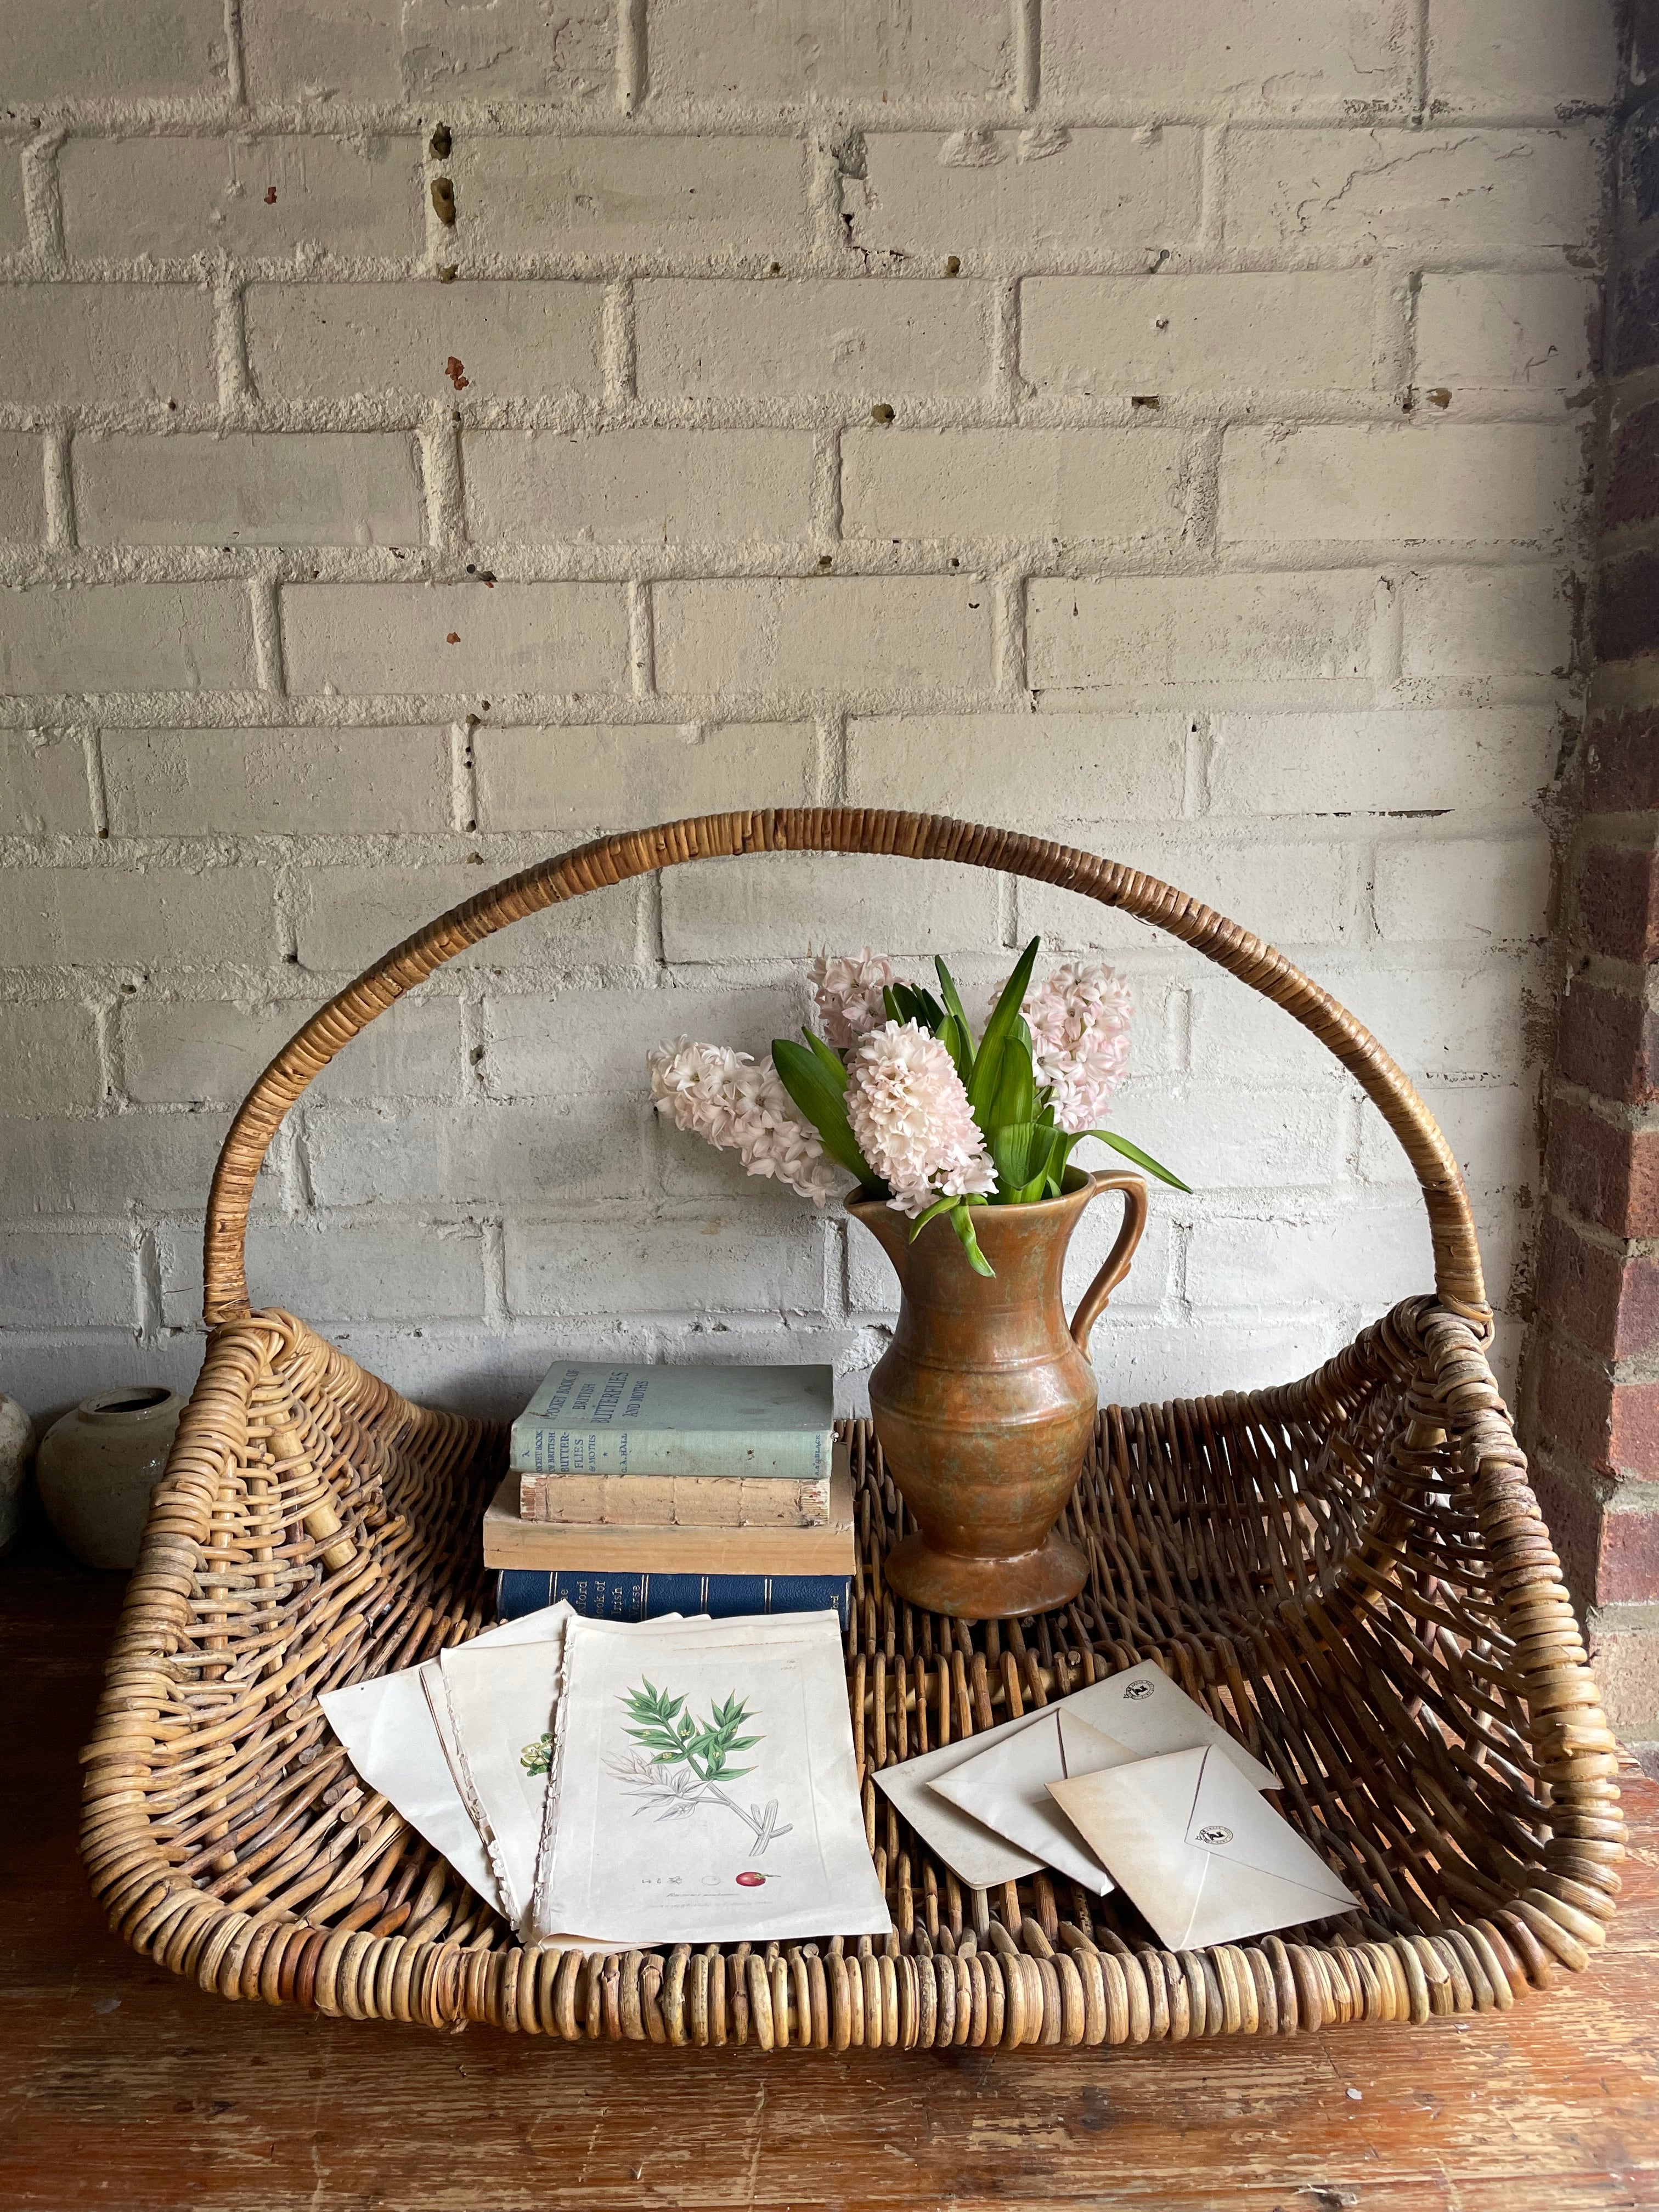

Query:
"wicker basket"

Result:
[[82, 811, 1623, 2051]]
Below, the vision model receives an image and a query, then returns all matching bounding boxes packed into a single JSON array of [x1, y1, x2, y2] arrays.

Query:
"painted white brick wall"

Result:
[[0, 0, 1617, 1425]]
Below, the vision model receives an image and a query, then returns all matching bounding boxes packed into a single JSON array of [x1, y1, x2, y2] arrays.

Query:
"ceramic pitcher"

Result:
[[848, 1170, 1148, 1620]]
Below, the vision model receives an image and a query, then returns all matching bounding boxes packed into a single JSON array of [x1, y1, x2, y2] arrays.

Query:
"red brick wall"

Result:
[[1526, 7, 1659, 1753]]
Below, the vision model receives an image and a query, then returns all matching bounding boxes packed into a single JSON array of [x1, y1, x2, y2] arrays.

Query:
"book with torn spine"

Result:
[[511, 1360, 833, 1484], [486, 1443, 854, 1573], [520, 1466, 830, 1528]]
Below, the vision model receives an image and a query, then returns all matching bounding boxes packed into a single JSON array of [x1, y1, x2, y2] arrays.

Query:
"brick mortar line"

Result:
[[0, 398, 1592, 443], [1, 952, 1544, 996], [1, 830, 1546, 876], [617, 0, 646, 116], [1549, 1081, 1659, 1136], [1538, 1192, 1659, 1262], [19, 131, 64, 265], [1535, 1300, 1659, 1381], [1014, 0, 1040, 112], [0, 1180, 1536, 1226], [0, 105, 1612, 136], [0, 544, 1583, 586], [1562, 957, 1659, 1004], [0, 684, 1579, 729], [221, 0, 246, 108], [1527, 1441, 1624, 1510], [0, 246, 1605, 281], [1408, 0, 1430, 117], [0, 690, 1577, 732], [41, 427, 75, 547]]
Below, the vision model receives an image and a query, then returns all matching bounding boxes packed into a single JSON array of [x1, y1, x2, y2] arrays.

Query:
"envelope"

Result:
[[1048, 1742, 1359, 1950], [872, 1707, 1051, 1890], [929, 1709, 1137, 1895], [872, 1656, 1276, 1890], [1064, 1660, 1279, 1792]]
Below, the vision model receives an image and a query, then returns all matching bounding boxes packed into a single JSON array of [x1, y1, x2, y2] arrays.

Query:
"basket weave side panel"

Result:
[[81, 1296, 1624, 2051], [199, 811, 1488, 1328]]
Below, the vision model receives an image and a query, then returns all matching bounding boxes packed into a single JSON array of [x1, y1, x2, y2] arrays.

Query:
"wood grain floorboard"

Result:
[[4, 1531, 1656, 2212]]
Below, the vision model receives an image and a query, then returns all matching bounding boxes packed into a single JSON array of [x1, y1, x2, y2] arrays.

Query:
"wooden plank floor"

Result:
[[4, 1528, 1657, 2212]]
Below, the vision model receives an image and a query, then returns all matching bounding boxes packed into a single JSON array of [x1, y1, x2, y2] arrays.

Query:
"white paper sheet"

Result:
[[430, 1634, 570, 1931], [319, 1603, 573, 1914], [530, 1610, 891, 1946]]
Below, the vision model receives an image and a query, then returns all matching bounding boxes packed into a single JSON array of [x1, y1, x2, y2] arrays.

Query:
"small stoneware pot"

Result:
[[0, 1394, 32, 1556], [849, 1169, 1148, 1620], [36, 1385, 183, 1571]]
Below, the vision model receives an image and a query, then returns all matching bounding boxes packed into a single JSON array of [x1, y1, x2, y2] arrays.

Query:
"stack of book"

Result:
[[486, 1362, 855, 1624]]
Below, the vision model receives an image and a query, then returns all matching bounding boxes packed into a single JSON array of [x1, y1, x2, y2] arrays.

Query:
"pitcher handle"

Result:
[[1069, 1172, 1150, 1361]]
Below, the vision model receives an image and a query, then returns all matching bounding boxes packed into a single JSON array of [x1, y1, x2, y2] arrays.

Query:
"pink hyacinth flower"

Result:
[[1019, 961, 1134, 1136], [844, 1019, 997, 1219]]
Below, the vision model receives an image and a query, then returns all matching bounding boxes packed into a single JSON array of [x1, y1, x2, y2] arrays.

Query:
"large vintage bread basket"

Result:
[[82, 810, 1623, 2050]]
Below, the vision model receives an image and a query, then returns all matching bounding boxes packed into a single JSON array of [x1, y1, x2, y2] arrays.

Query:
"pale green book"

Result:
[[509, 1362, 834, 1482]]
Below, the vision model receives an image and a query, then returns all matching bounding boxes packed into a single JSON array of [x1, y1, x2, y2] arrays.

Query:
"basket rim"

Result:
[[80, 1294, 1626, 2051]]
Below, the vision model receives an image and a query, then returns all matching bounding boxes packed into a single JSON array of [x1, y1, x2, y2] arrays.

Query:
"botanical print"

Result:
[[606, 1679, 792, 1853], [521, 1731, 552, 1778], [528, 1611, 891, 1946]]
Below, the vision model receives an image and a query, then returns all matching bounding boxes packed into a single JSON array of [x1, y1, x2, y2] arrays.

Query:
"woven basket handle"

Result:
[[203, 810, 1489, 1328]]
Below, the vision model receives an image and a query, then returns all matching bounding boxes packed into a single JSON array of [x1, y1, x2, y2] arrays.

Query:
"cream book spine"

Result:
[[518, 1467, 831, 1527], [485, 1443, 853, 1573]]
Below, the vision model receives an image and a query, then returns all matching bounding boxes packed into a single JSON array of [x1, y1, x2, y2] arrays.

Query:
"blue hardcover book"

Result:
[[495, 1567, 852, 1629]]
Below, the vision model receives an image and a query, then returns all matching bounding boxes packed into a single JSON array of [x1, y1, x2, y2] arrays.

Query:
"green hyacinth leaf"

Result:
[[967, 935, 1041, 1124], [985, 1118, 1041, 1191], [801, 1028, 849, 1085], [950, 1200, 996, 1277], [907, 1192, 959, 1240], [936, 1010, 973, 1080], [989, 1119, 1067, 1204], [771, 1037, 882, 1187], [989, 1022, 1036, 1133], [933, 958, 977, 1075], [1077, 1129, 1191, 1192]]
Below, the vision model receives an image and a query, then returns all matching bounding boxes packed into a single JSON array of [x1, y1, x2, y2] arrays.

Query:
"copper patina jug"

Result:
[[849, 1169, 1149, 1620]]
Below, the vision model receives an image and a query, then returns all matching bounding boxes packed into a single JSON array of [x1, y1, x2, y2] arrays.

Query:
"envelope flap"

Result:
[[1047, 1745, 1210, 1939], [1183, 1747, 1356, 1906], [1053, 1709, 1136, 1776], [933, 1711, 1120, 1894], [1069, 1662, 1279, 1791]]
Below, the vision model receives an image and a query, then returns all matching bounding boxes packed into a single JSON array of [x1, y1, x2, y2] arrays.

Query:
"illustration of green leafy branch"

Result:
[[609, 1678, 792, 1852]]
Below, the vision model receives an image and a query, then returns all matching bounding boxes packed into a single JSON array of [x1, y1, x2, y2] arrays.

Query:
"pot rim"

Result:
[[845, 1164, 1105, 1225], [75, 1386, 183, 1426]]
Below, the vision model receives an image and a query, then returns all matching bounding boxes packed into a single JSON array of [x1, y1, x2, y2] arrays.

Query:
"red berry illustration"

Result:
[[735, 1870, 766, 1887]]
